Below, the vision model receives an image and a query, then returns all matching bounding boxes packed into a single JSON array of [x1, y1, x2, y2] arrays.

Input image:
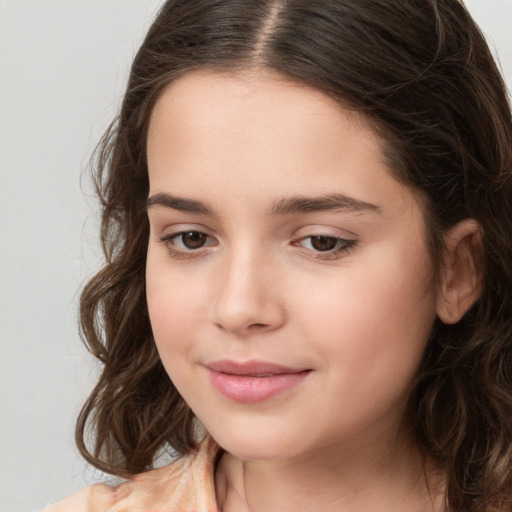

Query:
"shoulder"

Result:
[[41, 484, 116, 512], [42, 436, 221, 512]]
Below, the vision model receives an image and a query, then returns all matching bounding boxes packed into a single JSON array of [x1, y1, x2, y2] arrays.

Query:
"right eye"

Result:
[[174, 231, 209, 250], [158, 230, 217, 259]]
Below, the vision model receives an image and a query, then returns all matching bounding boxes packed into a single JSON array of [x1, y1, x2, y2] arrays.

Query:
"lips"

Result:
[[205, 360, 310, 403]]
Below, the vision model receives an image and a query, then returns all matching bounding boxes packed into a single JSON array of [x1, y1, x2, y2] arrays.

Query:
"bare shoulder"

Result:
[[42, 483, 116, 512]]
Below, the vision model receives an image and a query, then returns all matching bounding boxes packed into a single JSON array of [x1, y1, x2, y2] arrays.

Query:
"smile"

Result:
[[205, 360, 311, 403]]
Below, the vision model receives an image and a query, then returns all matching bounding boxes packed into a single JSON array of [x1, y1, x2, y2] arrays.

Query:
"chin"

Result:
[[204, 421, 300, 461]]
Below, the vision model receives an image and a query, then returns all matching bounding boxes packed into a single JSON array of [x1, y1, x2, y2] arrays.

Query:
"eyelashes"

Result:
[[169, 231, 213, 250], [293, 235, 356, 257], [158, 230, 357, 261], [158, 230, 217, 260]]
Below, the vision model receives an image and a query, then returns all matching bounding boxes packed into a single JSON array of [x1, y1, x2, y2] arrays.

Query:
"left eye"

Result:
[[297, 235, 354, 253]]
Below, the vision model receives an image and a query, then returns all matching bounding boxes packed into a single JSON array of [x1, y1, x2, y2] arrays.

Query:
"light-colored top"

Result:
[[42, 436, 220, 512]]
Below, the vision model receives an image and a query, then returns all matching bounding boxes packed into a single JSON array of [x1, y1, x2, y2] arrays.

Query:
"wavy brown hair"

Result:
[[76, 0, 512, 509]]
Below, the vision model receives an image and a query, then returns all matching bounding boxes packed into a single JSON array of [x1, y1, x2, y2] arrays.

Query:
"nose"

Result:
[[209, 248, 286, 336]]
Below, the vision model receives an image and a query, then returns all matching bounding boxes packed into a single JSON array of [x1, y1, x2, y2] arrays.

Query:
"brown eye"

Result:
[[159, 229, 216, 259], [180, 231, 208, 249], [295, 234, 356, 258], [309, 235, 339, 251]]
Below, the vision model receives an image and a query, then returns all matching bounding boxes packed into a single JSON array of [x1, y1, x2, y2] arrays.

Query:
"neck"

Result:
[[215, 433, 446, 512]]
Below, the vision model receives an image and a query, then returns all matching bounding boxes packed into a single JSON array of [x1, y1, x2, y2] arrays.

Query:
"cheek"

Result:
[[293, 254, 437, 432], [293, 245, 437, 368], [145, 258, 205, 363]]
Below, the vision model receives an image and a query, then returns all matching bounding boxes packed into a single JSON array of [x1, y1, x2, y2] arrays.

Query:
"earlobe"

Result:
[[436, 219, 483, 324]]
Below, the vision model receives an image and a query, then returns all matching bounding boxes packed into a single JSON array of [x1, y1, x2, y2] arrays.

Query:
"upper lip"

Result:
[[205, 360, 307, 376]]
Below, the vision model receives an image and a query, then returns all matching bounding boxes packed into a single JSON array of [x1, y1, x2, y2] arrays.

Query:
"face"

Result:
[[145, 70, 439, 462]]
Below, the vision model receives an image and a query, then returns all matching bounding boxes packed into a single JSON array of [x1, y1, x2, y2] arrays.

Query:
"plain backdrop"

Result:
[[0, 1, 511, 510]]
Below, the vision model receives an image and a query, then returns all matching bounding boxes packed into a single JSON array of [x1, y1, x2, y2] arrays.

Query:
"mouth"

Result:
[[205, 360, 311, 403]]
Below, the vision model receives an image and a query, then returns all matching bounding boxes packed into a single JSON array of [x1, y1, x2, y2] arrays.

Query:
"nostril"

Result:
[[248, 323, 267, 329]]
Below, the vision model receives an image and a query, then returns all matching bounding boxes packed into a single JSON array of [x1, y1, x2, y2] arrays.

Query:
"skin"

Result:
[[145, 70, 451, 511]]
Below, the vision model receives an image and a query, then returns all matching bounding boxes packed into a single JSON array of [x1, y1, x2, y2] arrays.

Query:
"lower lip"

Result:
[[208, 369, 310, 403]]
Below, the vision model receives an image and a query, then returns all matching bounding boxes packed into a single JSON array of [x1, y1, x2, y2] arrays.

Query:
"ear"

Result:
[[436, 219, 483, 324]]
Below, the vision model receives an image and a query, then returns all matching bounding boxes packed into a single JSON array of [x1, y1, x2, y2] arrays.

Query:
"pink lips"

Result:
[[206, 360, 310, 403]]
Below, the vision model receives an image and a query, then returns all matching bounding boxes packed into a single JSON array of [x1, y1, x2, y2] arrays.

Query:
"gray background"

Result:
[[0, 1, 511, 510]]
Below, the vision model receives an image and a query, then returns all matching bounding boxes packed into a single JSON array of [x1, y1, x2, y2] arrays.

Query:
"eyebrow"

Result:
[[146, 192, 381, 216], [147, 193, 215, 216], [269, 194, 382, 215]]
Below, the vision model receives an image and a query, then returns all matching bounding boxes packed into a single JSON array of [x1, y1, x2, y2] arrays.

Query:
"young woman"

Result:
[[45, 1, 512, 510]]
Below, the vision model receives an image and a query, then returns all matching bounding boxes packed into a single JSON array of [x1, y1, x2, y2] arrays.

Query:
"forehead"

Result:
[[152, 69, 364, 122], [149, 69, 375, 141], [146, 70, 421, 220]]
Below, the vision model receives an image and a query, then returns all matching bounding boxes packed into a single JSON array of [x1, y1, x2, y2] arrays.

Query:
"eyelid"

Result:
[[163, 231, 215, 248], [293, 222, 357, 236], [290, 226, 358, 260], [157, 225, 218, 259], [154, 223, 358, 261], [293, 235, 356, 258], [154, 221, 215, 238]]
